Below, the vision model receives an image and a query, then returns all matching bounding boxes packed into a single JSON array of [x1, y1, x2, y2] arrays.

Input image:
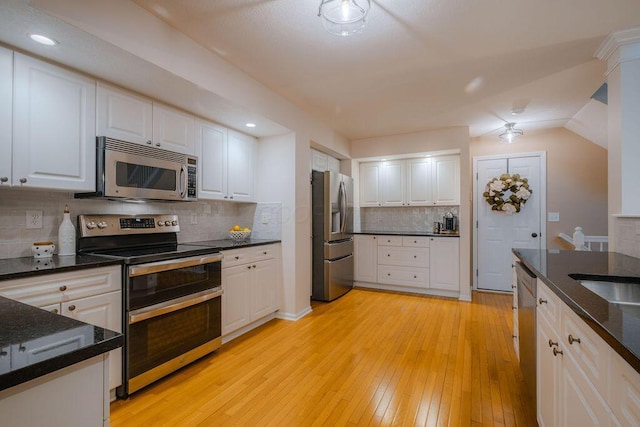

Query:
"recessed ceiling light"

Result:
[[245, 123, 256, 128], [29, 34, 58, 46]]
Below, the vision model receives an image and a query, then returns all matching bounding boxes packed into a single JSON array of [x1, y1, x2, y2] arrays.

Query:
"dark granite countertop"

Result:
[[0, 297, 123, 391], [186, 238, 282, 250], [0, 254, 122, 281], [513, 249, 640, 374], [353, 230, 460, 237]]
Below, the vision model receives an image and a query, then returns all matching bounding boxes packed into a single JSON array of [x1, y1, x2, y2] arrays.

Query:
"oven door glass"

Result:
[[127, 295, 221, 379], [128, 260, 221, 310]]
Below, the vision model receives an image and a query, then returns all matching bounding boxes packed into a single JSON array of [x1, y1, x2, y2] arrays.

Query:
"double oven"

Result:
[[78, 214, 222, 397]]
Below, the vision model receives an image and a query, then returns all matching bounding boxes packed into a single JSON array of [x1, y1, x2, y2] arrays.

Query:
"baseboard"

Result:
[[276, 305, 312, 321]]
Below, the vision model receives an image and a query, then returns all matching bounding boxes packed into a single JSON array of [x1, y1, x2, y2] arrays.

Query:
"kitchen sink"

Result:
[[569, 274, 640, 306]]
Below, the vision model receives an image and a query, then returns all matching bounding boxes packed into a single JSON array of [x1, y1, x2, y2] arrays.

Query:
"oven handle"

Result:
[[129, 288, 223, 324], [128, 253, 223, 277]]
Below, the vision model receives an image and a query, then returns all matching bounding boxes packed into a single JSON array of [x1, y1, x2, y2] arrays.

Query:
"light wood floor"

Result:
[[111, 290, 536, 426]]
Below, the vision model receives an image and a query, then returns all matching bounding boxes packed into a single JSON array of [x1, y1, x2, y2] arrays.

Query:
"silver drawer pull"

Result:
[[553, 348, 563, 357], [539, 298, 547, 305], [548, 339, 558, 348], [59, 285, 67, 292], [68, 305, 76, 311]]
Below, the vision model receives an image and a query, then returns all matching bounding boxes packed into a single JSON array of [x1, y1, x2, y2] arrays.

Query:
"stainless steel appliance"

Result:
[[75, 137, 198, 202], [516, 261, 537, 406], [311, 170, 354, 301], [77, 214, 222, 397]]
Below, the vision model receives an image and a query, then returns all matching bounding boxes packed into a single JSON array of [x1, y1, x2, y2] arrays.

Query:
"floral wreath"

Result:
[[483, 173, 532, 214]]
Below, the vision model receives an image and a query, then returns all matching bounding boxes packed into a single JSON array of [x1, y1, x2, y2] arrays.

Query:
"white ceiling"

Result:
[[0, 0, 638, 144], [129, 0, 640, 140]]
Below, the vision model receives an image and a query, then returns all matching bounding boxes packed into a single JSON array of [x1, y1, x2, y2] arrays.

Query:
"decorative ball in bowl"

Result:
[[228, 229, 251, 241]]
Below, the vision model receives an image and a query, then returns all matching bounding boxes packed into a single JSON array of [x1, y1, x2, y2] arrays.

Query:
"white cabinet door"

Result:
[[0, 47, 11, 186], [432, 155, 460, 205], [407, 158, 432, 206], [222, 264, 252, 335], [429, 237, 459, 291], [152, 103, 195, 154], [354, 235, 377, 282], [537, 316, 560, 427], [359, 162, 382, 207], [227, 130, 256, 202], [62, 290, 122, 391], [96, 82, 153, 145], [13, 53, 96, 191], [381, 160, 406, 206], [311, 148, 328, 172], [251, 259, 278, 320], [196, 119, 228, 200]]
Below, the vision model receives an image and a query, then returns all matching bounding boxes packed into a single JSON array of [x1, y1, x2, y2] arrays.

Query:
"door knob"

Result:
[[531, 233, 538, 238]]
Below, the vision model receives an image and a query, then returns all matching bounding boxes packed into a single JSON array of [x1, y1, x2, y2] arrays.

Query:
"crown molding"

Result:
[[595, 27, 640, 74]]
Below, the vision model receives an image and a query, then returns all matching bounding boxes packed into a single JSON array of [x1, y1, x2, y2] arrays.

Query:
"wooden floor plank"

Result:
[[110, 289, 536, 426]]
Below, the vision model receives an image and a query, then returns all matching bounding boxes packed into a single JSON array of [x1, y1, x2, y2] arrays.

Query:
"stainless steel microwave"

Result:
[[76, 137, 197, 202]]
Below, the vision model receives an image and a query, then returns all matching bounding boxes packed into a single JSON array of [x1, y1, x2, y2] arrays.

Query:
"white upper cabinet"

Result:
[[152, 102, 195, 154], [407, 158, 433, 205], [196, 119, 228, 200], [432, 155, 460, 205], [360, 155, 458, 207], [327, 155, 341, 173], [97, 83, 195, 155], [12, 53, 96, 191], [96, 82, 153, 145], [310, 148, 340, 173], [359, 162, 382, 207], [381, 160, 406, 206], [227, 130, 256, 202], [0, 47, 12, 186]]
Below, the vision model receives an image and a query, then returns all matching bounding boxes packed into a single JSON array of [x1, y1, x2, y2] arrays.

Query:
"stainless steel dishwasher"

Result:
[[516, 261, 537, 405]]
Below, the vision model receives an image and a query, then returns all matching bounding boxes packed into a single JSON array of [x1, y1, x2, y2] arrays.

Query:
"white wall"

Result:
[[350, 127, 472, 301]]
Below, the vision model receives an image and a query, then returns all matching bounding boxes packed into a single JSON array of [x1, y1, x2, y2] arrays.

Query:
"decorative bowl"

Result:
[[229, 230, 251, 241]]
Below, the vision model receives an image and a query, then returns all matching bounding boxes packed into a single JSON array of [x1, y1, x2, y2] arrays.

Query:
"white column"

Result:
[[595, 27, 640, 249]]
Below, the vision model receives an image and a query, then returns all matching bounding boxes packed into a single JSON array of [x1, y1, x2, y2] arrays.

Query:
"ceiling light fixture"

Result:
[[318, 0, 371, 37], [499, 123, 524, 144], [28, 34, 58, 46], [245, 123, 256, 128]]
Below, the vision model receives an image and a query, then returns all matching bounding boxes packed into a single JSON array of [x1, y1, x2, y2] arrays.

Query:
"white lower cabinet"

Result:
[[222, 244, 281, 339], [0, 266, 122, 394], [355, 234, 460, 298], [536, 279, 622, 426]]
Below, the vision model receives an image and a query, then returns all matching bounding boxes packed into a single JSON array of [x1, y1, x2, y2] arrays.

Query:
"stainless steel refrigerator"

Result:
[[311, 170, 354, 301]]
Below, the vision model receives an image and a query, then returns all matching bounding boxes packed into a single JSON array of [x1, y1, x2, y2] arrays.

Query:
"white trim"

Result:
[[275, 305, 312, 321], [472, 151, 547, 291], [354, 282, 460, 300]]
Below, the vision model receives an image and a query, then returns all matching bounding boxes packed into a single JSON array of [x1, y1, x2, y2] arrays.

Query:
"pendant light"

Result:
[[499, 123, 524, 143], [318, 0, 371, 37]]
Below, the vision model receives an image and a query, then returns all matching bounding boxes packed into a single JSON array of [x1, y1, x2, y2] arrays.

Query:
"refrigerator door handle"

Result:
[[340, 181, 347, 234]]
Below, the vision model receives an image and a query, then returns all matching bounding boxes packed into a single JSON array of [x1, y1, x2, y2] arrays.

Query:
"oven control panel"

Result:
[[78, 214, 180, 237]]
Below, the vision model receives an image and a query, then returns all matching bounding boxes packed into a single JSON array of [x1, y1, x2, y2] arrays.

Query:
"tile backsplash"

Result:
[[0, 189, 281, 259], [357, 206, 460, 233], [614, 217, 640, 258]]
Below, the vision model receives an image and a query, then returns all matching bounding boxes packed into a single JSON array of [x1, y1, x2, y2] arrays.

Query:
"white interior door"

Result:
[[476, 155, 543, 292]]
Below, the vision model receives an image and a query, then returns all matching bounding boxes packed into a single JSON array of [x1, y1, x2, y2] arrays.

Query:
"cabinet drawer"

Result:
[[609, 351, 640, 426], [402, 236, 429, 247], [378, 265, 429, 288], [0, 266, 121, 308], [378, 247, 428, 267], [377, 236, 403, 246], [561, 304, 610, 393], [536, 279, 561, 327], [222, 249, 251, 268], [253, 246, 276, 261]]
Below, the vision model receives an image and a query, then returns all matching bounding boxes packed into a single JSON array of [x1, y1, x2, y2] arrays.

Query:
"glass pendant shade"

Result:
[[499, 123, 524, 143], [318, 0, 371, 37]]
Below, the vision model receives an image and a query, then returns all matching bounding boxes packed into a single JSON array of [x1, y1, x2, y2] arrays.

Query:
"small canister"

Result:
[[32, 241, 55, 258]]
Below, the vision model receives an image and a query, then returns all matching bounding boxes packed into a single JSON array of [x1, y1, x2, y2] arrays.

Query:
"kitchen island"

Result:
[[513, 249, 640, 425]]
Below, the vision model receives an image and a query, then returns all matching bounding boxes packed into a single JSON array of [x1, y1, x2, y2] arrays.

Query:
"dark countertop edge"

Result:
[[513, 249, 640, 374], [0, 256, 122, 282], [0, 333, 123, 392], [353, 231, 460, 237]]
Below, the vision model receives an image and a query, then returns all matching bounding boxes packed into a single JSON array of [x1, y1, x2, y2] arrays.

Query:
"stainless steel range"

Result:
[[78, 214, 222, 397]]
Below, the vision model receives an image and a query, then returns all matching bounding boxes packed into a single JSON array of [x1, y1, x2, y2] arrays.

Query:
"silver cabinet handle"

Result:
[[19, 178, 27, 184], [568, 335, 581, 345], [539, 298, 547, 305], [59, 285, 67, 292], [51, 308, 59, 314], [155, 142, 161, 147], [0, 177, 7, 183], [146, 140, 152, 145], [553, 348, 563, 357], [68, 305, 76, 311], [548, 339, 558, 348]]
